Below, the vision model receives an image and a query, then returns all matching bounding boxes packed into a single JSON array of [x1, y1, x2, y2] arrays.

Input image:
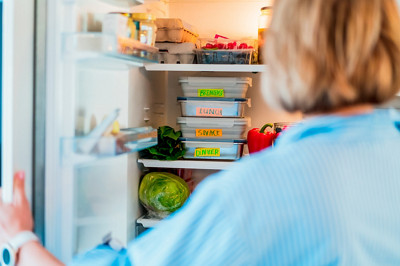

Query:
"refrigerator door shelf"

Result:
[[61, 127, 157, 166], [98, 0, 144, 7], [71, 0, 143, 7], [62, 33, 158, 68]]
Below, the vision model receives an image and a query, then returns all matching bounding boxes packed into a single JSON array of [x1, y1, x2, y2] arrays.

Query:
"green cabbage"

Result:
[[139, 172, 190, 218]]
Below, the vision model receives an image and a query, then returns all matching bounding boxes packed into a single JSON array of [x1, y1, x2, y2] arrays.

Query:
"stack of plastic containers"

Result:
[[177, 77, 252, 160]]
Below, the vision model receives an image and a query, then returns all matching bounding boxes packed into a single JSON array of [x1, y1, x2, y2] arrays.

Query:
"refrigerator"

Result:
[[2, 0, 400, 263]]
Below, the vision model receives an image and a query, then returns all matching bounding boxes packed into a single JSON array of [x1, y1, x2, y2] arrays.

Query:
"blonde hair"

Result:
[[264, 0, 400, 114]]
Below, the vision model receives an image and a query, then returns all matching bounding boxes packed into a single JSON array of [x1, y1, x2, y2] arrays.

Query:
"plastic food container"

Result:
[[197, 38, 257, 64], [196, 49, 252, 64], [177, 117, 250, 139], [179, 77, 252, 98], [155, 18, 199, 43], [180, 138, 246, 160], [274, 122, 296, 133], [178, 97, 249, 118]]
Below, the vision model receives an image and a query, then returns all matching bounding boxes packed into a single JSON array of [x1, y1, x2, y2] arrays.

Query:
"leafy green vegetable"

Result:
[[139, 172, 190, 218], [140, 126, 185, 160]]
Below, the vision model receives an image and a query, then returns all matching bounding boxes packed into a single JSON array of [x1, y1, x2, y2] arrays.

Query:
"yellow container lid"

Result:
[[130, 13, 156, 21]]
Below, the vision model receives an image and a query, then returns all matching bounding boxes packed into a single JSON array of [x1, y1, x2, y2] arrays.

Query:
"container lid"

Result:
[[130, 13, 156, 21], [179, 138, 247, 144], [177, 97, 248, 102], [177, 117, 251, 127], [179, 77, 252, 87]]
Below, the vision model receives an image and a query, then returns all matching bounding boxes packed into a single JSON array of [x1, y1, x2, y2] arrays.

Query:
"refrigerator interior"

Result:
[[45, 0, 400, 263]]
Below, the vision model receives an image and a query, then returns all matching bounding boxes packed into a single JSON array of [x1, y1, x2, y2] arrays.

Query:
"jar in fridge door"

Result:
[[258, 6, 272, 64], [130, 13, 157, 46]]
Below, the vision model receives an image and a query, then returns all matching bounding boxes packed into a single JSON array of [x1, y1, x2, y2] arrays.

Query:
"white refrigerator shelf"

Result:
[[144, 63, 267, 73], [62, 33, 158, 68], [61, 127, 157, 165], [136, 215, 162, 228], [137, 158, 234, 170]]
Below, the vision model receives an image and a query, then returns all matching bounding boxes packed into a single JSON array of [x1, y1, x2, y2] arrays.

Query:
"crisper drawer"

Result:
[[177, 117, 250, 139], [179, 77, 252, 98], [178, 97, 249, 118], [181, 138, 246, 160]]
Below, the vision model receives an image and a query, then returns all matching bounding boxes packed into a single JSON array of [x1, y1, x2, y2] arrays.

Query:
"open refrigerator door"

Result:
[[44, 0, 166, 262], [2, 0, 34, 205]]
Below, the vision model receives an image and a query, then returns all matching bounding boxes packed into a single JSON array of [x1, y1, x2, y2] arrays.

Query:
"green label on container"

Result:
[[194, 148, 221, 157], [197, 89, 225, 97]]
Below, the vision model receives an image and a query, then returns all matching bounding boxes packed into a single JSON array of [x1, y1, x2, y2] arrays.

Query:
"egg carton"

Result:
[[155, 18, 199, 44]]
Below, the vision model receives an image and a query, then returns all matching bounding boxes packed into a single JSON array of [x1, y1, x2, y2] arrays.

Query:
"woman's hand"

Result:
[[0, 172, 64, 265], [0, 171, 34, 245]]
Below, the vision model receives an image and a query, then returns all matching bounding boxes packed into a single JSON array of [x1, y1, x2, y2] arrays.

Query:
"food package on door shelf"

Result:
[[197, 35, 258, 64], [155, 18, 199, 43], [139, 172, 190, 218], [156, 42, 196, 64], [102, 13, 159, 61]]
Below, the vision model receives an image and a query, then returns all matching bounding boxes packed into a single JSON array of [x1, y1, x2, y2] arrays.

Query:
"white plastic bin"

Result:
[[179, 77, 252, 98], [177, 117, 250, 139], [180, 138, 246, 160], [178, 97, 249, 117]]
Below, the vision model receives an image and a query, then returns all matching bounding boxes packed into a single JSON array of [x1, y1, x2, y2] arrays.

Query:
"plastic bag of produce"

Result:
[[139, 172, 190, 218]]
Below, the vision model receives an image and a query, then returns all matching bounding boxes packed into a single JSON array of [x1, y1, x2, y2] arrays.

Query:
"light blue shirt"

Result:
[[73, 109, 400, 265]]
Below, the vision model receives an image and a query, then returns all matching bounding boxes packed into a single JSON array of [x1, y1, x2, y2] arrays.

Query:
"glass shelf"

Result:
[[137, 158, 234, 170], [62, 33, 158, 68], [61, 127, 157, 165]]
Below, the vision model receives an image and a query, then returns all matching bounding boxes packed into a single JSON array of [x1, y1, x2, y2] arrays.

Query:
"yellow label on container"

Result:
[[198, 89, 225, 97], [194, 148, 221, 157], [195, 129, 223, 137], [196, 107, 223, 117]]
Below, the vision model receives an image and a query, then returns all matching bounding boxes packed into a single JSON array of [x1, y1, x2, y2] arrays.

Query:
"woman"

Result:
[[1, 0, 400, 265]]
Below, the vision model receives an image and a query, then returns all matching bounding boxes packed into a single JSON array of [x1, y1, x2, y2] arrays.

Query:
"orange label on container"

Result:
[[198, 89, 225, 97], [194, 148, 221, 157], [195, 129, 223, 137], [196, 107, 223, 117]]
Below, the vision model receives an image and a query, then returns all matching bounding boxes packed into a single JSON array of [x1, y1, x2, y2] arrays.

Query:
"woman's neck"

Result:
[[327, 104, 374, 116], [305, 104, 374, 119]]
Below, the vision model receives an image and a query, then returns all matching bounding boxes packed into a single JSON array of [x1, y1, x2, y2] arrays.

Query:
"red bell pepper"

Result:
[[247, 123, 276, 154]]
